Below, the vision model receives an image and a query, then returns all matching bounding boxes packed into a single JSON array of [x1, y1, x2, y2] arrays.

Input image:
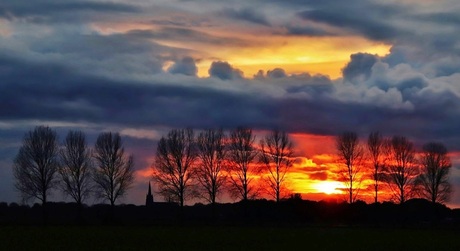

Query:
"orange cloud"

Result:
[[135, 167, 153, 179]]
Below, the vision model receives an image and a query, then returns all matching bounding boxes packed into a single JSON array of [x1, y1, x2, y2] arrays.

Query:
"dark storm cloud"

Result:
[[168, 57, 198, 76], [254, 0, 409, 41], [332, 56, 460, 150], [282, 25, 333, 36], [0, 0, 139, 23], [297, 9, 402, 41], [8, 51, 452, 146], [219, 7, 271, 26], [267, 68, 287, 79], [342, 53, 378, 82], [0, 0, 458, 149], [252, 68, 335, 96], [31, 31, 168, 63], [0, 54, 274, 130], [208, 61, 244, 80], [5, 31, 172, 78], [285, 74, 334, 95], [414, 12, 460, 26]]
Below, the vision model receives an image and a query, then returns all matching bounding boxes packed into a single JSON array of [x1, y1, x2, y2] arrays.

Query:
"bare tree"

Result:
[[93, 132, 134, 207], [386, 135, 418, 204], [195, 128, 227, 204], [259, 129, 294, 202], [59, 130, 93, 205], [336, 131, 363, 203], [13, 126, 59, 205], [153, 128, 197, 207], [415, 142, 452, 204], [228, 127, 258, 201], [367, 131, 387, 203]]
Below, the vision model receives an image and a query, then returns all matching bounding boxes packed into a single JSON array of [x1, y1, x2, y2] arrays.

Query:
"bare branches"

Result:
[[336, 131, 363, 203], [367, 131, 387, 203], [93, 132, 134, 206], [227, 127, 258, 201], [259, 129, 294, 202], [195, 129, 227, 204], [416, 142, 452, 204], [13, 126, 59, 205], [153, 128, 197, 207], [59, 130, 93, 205], [385, 136, 418, 204]]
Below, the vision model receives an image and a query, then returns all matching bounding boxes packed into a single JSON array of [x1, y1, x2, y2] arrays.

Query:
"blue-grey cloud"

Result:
[[220, 7, 270, 26], [168, 57, 198, 76], [1, 50, 459, 148], [282, 25, 333, 36], [267, 68, 287, 79], [414, 12, 460, 26], [127, 28, 250, 47], [0, 0, 140, 23], [342, 53, 378, 82], [208, 61, 244, 80], [297, 9, 403, 42]]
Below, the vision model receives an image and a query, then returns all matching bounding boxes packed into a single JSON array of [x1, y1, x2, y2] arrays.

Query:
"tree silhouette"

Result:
[[228, 127, 259, 201], [59, 130, 93, 206], [153, 128, 197, 207], [416, 142, 452, 203], [195, 128, 227, 204], [385, 135, 418, 204], [13, 126, 59, 205], [336, 131, 363, 203], [259, 129, 294, 202], [93, 132, 134, 207], [367, 131, 387, 203]]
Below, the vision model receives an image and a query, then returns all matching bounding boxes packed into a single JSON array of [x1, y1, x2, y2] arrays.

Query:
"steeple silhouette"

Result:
[[145, 182, 154, 207]]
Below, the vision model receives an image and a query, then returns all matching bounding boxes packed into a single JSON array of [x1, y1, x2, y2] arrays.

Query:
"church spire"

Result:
[[146, 181, 154, 206]]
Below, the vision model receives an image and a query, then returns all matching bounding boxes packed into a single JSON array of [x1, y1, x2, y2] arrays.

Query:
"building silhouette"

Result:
[[145, 182, 154, 207]]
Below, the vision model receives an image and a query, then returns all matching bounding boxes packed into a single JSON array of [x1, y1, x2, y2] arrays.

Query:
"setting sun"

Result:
[[314, 181, 344, 195]]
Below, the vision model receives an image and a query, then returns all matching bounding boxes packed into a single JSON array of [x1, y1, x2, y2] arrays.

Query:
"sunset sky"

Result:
[[1, 0, 460, 207]]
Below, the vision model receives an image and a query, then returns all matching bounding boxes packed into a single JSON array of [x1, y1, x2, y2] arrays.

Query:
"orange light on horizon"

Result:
[[139, 132, 410, 204]]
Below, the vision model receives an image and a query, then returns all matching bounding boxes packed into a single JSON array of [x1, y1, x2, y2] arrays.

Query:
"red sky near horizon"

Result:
[[134, 131, 447, 205]]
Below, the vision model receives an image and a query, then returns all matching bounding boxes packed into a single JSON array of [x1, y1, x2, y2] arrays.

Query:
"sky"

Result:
[[1, 0, 460, 207]]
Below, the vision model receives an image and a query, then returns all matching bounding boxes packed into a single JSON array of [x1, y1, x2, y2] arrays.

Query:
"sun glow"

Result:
[[195, 35, 391, 79], [314, 181, 344, 195]]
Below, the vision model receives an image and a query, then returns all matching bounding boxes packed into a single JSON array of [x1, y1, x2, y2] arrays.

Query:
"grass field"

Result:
[[1, 225, 459, 251]]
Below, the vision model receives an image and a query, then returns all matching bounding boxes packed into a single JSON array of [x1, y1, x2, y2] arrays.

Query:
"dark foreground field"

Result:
[[1, 226, 459, 251]]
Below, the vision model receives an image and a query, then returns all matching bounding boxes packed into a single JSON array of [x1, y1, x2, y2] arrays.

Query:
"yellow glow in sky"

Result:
[[91, 21, 391, 80], [194, 35, 391, 79]]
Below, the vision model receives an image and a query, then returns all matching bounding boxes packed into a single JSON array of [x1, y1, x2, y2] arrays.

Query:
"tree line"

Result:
[[11, 126, 452, 208], [337, 131, 452, 205], [153, 127, 293, 207], [153, 128, 452, 207], [13, 126, 134, 207]]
